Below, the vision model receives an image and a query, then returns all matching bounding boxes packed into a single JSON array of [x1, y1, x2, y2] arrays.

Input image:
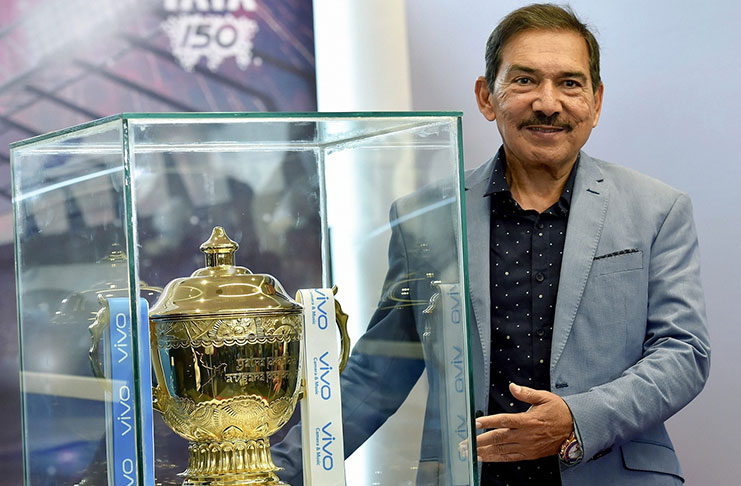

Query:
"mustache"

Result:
[[519, 113, 572, 131]]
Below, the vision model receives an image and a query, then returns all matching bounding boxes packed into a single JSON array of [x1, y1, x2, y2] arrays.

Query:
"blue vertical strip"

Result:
[[108, 297, 154, 485], [136, 298, 155, 486]]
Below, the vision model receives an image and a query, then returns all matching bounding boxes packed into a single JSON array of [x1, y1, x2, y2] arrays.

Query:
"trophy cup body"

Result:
[[150, 227, 303, 485]]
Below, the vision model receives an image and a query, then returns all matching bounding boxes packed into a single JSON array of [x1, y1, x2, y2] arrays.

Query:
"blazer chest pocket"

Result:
[[592, 249, 643, 275]]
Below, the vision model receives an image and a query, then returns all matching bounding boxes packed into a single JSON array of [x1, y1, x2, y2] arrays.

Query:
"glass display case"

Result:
[[10, 112, 476, 486]]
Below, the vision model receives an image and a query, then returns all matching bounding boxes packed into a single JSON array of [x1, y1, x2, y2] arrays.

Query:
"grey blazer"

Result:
[[466, 152, 710, 485]]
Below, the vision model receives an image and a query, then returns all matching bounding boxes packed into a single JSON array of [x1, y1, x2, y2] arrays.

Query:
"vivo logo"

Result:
[[164, 0, 257, 12], [117, 385, 133, 437], [456, 414, 468, 461], [320, 422, 336, 471], [451, 345, 465, 393], [448, 288, 462, 326], [121, 458, 135, 486], [114, 312, 129, 363], [317, 352, 332, 400], [315, 290, 329, 330]]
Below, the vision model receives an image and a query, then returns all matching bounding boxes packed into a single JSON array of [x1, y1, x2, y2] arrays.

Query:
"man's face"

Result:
[[476, 29, 603, 171]]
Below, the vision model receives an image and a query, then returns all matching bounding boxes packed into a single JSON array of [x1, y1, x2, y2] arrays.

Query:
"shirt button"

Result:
[[535, 272, 545, 282], [536, 328, 546, 337], [537, 223, 545, 229]]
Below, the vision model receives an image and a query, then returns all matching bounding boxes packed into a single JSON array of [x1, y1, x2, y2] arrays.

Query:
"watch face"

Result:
[[565, 441, 583, 461]]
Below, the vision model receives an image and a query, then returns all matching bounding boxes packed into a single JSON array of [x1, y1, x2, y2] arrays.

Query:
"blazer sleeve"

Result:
[[562, 192, 711, 461]]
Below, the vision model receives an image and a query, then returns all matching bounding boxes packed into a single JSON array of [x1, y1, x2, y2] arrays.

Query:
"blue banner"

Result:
[[108, 298, 154, 486]]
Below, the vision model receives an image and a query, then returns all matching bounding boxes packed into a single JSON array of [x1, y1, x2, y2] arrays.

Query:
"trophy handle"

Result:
[[297, 286, 351, 401], [331, 285, 351, 373], [149, 318, 170, 414], [88, 300, 168, 413], [88, 295, 110, 381]]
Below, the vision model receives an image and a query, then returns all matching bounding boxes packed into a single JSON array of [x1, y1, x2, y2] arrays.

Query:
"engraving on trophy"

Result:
[[225, 371, 264, 385], [156, 314, 302, 348]]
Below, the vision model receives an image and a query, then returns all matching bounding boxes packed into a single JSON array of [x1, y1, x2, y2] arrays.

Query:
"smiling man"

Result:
[[467, 4, 710, 485], [273, 4, 710, 485]]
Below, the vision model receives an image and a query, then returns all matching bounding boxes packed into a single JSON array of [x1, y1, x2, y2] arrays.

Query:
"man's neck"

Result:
[[504, 155, 577, 213]]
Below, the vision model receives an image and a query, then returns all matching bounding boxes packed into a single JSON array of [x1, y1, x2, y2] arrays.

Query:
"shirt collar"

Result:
[[484, 146, 579, 215]]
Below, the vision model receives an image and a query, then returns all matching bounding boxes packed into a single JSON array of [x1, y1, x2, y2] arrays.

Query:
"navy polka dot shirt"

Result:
[[481, 148, 578, 485]]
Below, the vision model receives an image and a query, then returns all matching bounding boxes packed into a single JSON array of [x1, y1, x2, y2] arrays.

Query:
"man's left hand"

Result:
[[475, 383, 573, 462]]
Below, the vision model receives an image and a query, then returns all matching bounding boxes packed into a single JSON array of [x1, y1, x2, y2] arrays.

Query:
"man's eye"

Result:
[[514, 78, 532, 85], [564, 80, 581, 88]]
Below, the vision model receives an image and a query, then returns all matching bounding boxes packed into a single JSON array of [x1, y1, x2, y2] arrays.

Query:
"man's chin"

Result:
[[512, 147, 579, 170]]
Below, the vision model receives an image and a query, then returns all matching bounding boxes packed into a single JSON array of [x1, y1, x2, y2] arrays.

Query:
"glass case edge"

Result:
[[120, 111, 464, 121], [455, 117, 480, 485], [9, 113, 464, 148], [121, 118, 148, 483], [10, 149, 31, 484], [9, 114, 123, 149]]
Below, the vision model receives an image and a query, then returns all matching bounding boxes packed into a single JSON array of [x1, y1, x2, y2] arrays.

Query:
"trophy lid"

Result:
[[149, 226, 302, 320]]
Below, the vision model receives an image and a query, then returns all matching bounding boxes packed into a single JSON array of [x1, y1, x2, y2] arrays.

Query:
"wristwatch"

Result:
[[559, 430, 583, 465]]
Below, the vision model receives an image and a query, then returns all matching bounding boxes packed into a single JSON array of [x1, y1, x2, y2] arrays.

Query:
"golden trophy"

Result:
[[148, 226, 349, 485]]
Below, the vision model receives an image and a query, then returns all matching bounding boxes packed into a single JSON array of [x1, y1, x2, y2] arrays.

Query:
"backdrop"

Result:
[[3, 1, 740, 484], [0, 0, 316, 483]]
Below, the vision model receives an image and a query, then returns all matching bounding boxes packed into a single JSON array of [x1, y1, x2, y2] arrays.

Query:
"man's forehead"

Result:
[[499, 29, 591, 73], [504, 27, 586, 44]]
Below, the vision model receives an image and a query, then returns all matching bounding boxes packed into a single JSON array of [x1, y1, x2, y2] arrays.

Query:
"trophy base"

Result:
[[179, 438, 288, 486], [181, 472, 285, 486]]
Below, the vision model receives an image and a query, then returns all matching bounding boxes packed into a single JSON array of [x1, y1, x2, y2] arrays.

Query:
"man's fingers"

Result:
[[476, 413, 519, 430], [509, 382, 548, 405], [477, 441, 527, 463], [475, 427, 517, 447]]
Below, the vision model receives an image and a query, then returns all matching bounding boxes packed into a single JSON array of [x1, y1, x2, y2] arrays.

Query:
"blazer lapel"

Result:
[[464, 159, 493, 396], [550, 153, 609, 371]]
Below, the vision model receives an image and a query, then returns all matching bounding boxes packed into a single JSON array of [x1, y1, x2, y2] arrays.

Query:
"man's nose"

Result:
[[531, 82, 561, 117]]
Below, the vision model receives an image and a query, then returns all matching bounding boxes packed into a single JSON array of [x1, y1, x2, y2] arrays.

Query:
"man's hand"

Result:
[[475, 383, 573, 462]]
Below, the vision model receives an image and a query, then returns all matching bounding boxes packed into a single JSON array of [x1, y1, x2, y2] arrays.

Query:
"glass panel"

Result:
[[13, 120, 128, 486], [13, 113, 475, 486], [320, 117, 474, 485], [129, 118, 325, 293]]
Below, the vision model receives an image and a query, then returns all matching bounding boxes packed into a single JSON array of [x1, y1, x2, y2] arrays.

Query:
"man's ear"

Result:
[[475, 76, 497, 121], [592, 82, 604, 128]]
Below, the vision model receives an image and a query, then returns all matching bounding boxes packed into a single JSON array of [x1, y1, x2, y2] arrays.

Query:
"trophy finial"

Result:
[[200, 226, 239, 267]]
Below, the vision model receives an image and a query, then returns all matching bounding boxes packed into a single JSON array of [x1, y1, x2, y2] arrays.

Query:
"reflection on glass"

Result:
[[11, 113, 474, 486]]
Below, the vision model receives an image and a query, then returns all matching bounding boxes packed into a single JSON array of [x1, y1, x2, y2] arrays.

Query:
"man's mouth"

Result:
[[519, 115, 572, 132], [526, 126, 565, 133]]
